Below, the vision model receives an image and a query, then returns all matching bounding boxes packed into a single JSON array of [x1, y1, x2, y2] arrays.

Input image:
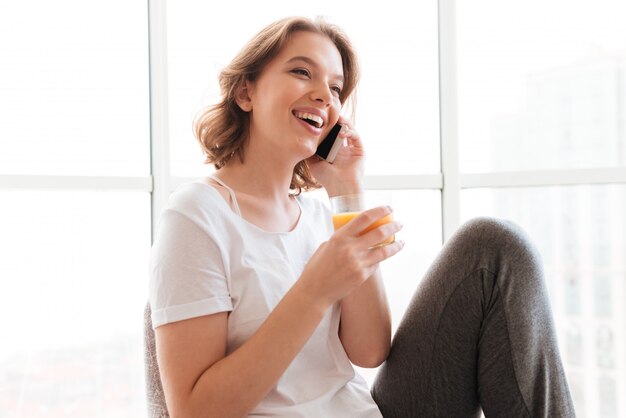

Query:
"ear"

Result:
[[235, 80, 254, 112]]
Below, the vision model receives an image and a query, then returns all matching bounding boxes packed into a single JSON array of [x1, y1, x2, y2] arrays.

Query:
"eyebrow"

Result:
[[286, 56, 345, 83]]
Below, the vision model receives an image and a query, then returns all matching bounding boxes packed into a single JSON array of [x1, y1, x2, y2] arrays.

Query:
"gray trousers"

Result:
[[371, 217, 576, 418]]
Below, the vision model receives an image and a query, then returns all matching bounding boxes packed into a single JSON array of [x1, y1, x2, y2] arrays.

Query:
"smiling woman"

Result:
[[149, 15, 574, 418], [193, 18, 359, 195], [150, 18, 399, 418]]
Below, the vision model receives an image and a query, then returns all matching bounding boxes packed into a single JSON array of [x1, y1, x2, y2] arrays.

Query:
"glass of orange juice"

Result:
[[329, 193, 395, 248]]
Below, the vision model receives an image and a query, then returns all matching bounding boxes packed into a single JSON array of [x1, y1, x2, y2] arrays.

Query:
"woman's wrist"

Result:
[[324, 180, 364, 198], [294, 271, 336, 313]]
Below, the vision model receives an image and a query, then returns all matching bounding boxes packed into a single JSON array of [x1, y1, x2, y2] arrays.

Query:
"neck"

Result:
[[217, 143, 300, 204]]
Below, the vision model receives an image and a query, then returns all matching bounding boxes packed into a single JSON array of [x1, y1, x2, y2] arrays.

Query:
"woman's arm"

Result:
[[156, 279, 329, 418], [308, 119, 400, 368], [156, 206, 403, 418], [339, 268, 394, 368]]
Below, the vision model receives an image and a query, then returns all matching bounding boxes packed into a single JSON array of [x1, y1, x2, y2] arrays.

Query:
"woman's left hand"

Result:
[[306, 116, 365, 196]]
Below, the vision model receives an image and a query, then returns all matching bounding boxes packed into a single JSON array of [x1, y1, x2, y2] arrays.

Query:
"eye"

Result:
[[331, 85, 343, 96], [291, 68, 311, 78]]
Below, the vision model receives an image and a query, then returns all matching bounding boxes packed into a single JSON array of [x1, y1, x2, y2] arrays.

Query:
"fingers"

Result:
[[337, 119, 362, 147], [337, 117, 357, 139], [365, 239, 405, 266], [337, 205, 403, 253], [359, 218, 403, 249], [337, 115, 351, 128], [341, 205, 393, 237]]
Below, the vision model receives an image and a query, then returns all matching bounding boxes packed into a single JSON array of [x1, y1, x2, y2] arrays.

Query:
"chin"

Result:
[[295, 138, 318, 159]]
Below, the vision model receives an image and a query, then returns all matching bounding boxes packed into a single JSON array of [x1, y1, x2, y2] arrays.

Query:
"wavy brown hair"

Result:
[[193, 16, 359, 194]]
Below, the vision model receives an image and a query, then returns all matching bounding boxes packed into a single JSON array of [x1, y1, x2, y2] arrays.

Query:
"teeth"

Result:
[[294, 111, 324, 128]]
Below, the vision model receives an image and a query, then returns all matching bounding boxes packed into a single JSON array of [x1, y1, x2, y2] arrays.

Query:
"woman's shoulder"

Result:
[[163, 178, 230, 225]]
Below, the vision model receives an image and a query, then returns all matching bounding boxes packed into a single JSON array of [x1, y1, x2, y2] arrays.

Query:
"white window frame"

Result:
[[146, 0, 626, 243], [1, 0, 624, 243]]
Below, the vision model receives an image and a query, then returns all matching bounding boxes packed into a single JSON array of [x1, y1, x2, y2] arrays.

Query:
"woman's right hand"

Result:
[[299, 205, 404, 306]]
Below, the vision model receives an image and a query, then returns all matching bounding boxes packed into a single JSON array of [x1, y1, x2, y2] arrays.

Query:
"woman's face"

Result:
[[243, 31, 345, 161]]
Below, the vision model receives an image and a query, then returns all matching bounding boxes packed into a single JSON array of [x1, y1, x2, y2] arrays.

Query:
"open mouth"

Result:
[[293, 111, 324, 129]]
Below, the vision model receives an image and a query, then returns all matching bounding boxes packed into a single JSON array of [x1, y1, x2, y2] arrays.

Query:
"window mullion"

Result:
[[148, 0, 171, 243], [438, 0, 461, 242]]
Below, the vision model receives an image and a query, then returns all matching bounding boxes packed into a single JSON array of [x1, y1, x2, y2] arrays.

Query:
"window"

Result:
[[457, 1, 626, 415], [0, 1, 149, 176], [457, 0, 626, 173], [461, 186, 625, 416], [0, 191, 150, 416], [0, 1, 150, 416], [166, 1, 440, 177], [2, 1, 624, 416]]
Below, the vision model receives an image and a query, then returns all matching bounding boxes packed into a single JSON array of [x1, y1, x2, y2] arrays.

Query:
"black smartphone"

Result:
[[315, 123, 343, 163]]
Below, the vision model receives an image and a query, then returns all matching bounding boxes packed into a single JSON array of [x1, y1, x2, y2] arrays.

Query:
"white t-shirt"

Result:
[[149, 178, 383, 418]]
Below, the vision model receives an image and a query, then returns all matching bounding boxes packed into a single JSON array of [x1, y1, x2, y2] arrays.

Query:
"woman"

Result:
[[149, 16, 575, 417]]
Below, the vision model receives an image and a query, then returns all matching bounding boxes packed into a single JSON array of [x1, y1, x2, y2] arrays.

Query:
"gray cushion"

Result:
[[144, 303, 169, 417]]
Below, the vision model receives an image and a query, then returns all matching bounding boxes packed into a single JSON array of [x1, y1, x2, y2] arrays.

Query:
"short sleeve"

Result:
[[149, 208, 233, 328]]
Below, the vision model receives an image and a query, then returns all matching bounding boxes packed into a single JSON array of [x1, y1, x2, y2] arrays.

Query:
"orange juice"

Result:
[[332, 212, 395, 247]]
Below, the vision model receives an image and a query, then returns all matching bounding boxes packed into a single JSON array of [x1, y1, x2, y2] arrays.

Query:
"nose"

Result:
[[310, 81, 333, 106]]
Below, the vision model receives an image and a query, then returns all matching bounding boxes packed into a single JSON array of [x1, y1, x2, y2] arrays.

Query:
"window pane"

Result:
[[307, 189, 442, 385], [457, 0, 626, 172], [167, 3, 440, 177], [0, 191, 151, 416], [0, 1, 150, 176], [461, 185, 626, 417]]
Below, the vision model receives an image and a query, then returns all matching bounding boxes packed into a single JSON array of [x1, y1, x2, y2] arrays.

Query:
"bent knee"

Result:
[[455, 217, 542, 264], [461, 216, 523, 240]]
